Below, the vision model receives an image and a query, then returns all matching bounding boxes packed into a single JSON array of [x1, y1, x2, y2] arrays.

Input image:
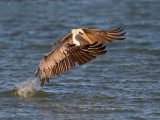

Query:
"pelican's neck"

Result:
[[72, 29, 80, 45]]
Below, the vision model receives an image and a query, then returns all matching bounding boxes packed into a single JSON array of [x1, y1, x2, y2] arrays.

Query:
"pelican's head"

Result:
[[71, 28, 93, 44], [71, 29, 84, 36]]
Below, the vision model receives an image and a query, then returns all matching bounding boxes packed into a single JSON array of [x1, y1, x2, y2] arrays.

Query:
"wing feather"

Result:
[[82, 25, 126, 44], [73, 51, 84, 65], [64, 58, 69, 71], [76, 51, 88, 64], [62, 59, 66, 72], [79, 51, 92, 62], [68, 55, 75, 68]]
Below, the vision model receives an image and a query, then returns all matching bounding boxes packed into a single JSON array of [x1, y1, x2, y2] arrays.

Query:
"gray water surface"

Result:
[[0, 0, 160, 120]]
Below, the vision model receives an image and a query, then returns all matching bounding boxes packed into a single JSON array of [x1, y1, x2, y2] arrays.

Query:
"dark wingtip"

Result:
[[108, 24, 126, 33], [91, 41, 98, 46]]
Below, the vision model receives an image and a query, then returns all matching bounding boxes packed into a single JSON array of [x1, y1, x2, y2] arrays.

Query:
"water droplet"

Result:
[[14, 78, 39, 97]]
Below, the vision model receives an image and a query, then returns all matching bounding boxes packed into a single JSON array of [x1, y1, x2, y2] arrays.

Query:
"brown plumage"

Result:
[[34, 25, 126, 89]]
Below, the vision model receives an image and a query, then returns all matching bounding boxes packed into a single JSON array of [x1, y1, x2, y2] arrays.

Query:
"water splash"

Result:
[[14, 78, 39, 97]]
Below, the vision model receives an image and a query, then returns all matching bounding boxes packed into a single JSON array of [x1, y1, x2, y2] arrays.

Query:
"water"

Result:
[[13, 78, 38, 97], [0, 0, 160, 119]]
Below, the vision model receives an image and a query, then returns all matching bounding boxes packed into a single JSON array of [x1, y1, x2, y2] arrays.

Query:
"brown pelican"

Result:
[[34, 25, 126, 89]]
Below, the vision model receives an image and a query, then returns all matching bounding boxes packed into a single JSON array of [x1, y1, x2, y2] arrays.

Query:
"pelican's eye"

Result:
[[43, 54, 48, 59], [79, 32, 83, 35]]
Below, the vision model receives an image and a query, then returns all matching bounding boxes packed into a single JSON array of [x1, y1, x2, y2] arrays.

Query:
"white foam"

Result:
[[14, 78, 39, 97]]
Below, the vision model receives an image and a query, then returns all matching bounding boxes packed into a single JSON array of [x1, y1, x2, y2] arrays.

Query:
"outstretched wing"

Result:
[[34, 41, 107, 89], [82, 25, 126, 44]]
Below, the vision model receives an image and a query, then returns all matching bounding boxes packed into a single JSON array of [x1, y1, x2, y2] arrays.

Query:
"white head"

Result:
[[71, 29, 84, 45]]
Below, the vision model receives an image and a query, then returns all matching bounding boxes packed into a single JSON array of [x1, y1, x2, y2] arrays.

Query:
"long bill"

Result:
[[80, 33, 93, 44]]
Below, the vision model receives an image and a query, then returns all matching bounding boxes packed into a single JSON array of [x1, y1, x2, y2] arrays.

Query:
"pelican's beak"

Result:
[[80, 33, 93, 44]]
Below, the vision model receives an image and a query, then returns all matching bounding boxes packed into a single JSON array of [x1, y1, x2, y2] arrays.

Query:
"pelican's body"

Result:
[[34, 25, 126, 89]]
